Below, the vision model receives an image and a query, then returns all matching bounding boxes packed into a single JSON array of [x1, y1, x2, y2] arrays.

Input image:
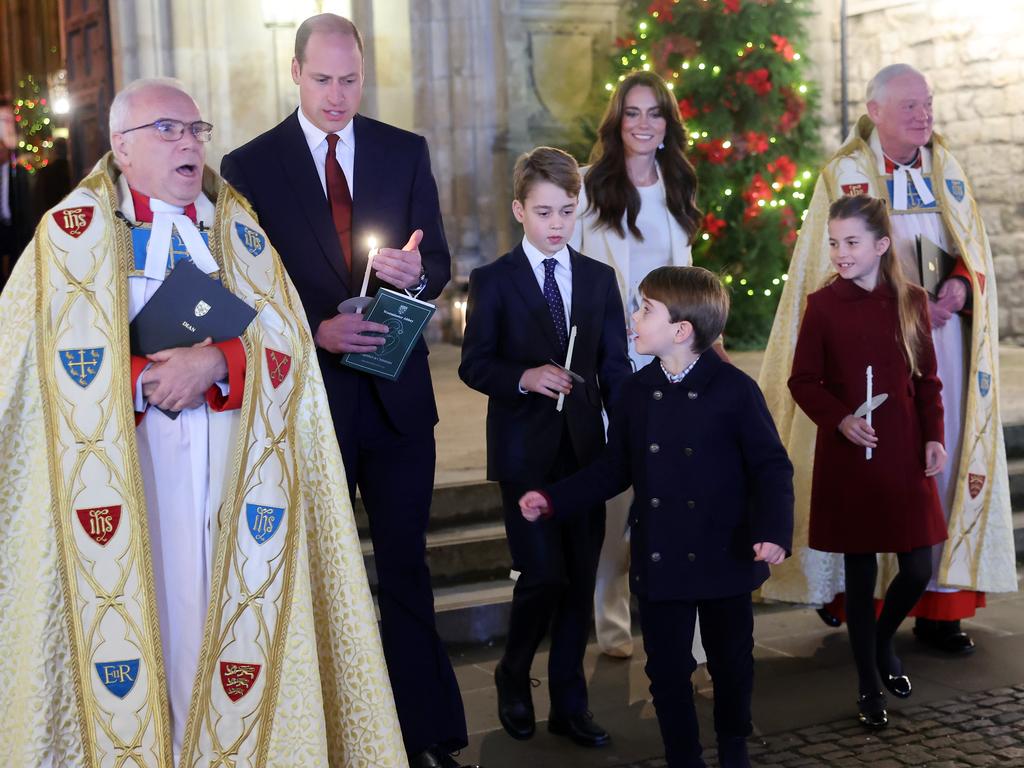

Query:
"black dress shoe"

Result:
[[857, 692, 888, 729], [408, 746, 482, 768], [494, 663, 535, 740], [913, 619, 976, 655], [815, 606, 842, 628], [547, 711, 610, 747], [881, 673, 912, 698]]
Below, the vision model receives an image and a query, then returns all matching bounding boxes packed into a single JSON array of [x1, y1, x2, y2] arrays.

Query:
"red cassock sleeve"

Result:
[[949, 258, 974, 317], [131, 355, 149, 425], [206, 338, 247, 412]]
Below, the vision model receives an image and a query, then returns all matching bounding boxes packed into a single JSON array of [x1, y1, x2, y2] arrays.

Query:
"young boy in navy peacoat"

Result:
[[521, 266, 794, 768]]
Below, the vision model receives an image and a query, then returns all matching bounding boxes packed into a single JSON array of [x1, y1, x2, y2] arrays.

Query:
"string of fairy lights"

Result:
[[12, 74, 56, 173], [606, 6, 820, 302]]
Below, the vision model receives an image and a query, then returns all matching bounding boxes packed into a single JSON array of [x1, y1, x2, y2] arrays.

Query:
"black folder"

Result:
[[129, 260, 256, 418], [916, 235, 956, 300]]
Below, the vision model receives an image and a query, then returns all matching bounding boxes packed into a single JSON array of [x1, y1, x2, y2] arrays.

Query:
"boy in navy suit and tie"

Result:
[[520, 266, 794, 768], [459, 147, 631, 747]]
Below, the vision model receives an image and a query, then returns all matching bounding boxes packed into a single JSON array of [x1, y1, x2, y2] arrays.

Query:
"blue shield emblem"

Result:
[[978, 371, 991, 397], [95, 659, 140, 699], [946, 179, 966, 202], [885, 177, 937, 210], [235, 223, 266, 257], [246, 503, 285, 544], [130, 227, 209, 272], [60, 347, 104, 388]]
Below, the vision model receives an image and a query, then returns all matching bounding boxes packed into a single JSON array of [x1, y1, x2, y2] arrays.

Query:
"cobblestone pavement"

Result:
[[616, 684, 1024, 768]]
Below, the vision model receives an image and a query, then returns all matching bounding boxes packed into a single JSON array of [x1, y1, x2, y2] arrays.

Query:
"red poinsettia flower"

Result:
[[648, 0, 676, 21], [744, 131, 769, 155], [696, 139, 734, 165], [678, 98, 698, 121], [723, 0, 741, 14], [771, 34, 795, 62], [778, 86, 806, 133], [614, 36, 638, 49], [742, 172, 772, 207], [702, 212, 727, 237], [767, 155, 797, 186], [743, 68, 773, 96]]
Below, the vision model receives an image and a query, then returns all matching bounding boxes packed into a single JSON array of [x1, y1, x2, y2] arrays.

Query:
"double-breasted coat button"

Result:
[[687, 553, 696, 562], [650, 497, 661, 508], [687, 390, 698, 400], [650, 552, 662, 563], [684, 447, 694, 457], [653, 390, 663, 400], [687, 500, 696, 509], [649, 443, 660, 453]]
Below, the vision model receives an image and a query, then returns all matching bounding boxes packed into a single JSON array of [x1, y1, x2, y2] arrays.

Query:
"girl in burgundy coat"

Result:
[[789, 195, 947, 730]]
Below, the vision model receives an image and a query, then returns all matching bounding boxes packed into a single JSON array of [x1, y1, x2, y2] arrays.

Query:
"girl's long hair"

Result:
[[827, 194, 926, 375], [585, 71, 702, 243]]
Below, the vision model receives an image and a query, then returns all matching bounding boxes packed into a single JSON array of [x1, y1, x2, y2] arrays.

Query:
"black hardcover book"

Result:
[[130, 260, 256, 418], [916, 234, 957, 300]]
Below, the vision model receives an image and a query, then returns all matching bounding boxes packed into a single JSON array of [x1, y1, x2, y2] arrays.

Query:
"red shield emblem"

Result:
[[968, 473, 986, 499], [53, 206, 95, 238], [219, 661, 261, 702], [841, 183, 869, 196], [976, 272, 986, 295], [76, 505, 122, 546], [265, 349, 291, 389]]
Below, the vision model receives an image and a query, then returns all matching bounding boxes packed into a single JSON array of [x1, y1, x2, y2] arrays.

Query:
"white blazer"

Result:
[[570, 164, 693, 316]]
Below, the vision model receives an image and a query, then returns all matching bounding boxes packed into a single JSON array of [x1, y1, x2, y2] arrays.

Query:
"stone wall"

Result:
[[809, 0, 1024, 343]]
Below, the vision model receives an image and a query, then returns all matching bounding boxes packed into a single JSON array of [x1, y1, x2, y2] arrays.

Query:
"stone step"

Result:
[[353, 480, 502, 534]]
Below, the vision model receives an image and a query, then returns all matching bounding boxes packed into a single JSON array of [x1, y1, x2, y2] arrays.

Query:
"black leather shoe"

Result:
[[815, 606, 842, 628], [857, 692, 888, 729], [881, 673, 912, 698], [408, 746, 482, 768], [547, 711, 610, 747], [914, 619, 976, 655], [494, 664, 535, 740]]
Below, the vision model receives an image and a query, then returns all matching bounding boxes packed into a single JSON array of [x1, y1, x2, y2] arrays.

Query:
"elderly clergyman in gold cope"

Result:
[[0, 77, 406, 767]]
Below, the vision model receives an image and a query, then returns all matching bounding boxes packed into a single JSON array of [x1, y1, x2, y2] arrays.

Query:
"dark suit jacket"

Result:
[[221, 111, 450, 435], [544, 353, 795, 602], [458, 244, 631, 484]]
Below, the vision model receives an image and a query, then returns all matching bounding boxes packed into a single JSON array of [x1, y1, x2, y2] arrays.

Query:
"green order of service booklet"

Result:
[[341, 288, 436, 381]]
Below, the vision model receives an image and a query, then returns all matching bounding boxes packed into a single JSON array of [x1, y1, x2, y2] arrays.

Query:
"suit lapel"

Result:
[[276, 111, 351, 292], [507, 245, 562, 354], [567, 247, 590, 340]]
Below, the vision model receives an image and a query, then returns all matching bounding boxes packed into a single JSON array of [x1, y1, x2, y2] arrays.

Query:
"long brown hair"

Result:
[[827, 195, 926, 375], [585, 71, 701, 243]]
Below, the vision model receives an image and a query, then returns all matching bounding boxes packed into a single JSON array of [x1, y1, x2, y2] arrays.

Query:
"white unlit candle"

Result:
[[866, 365, 873, 461], [557, 324, 578, 413]]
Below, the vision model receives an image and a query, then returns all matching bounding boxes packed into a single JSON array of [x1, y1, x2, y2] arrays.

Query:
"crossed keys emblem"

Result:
[[60, 347, 105, 388], [265, 348, 292, 389]]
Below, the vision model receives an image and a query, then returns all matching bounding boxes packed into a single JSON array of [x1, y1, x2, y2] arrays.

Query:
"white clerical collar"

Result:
[[522, 237, 570, 273], [869, 128, 935, 211], [145, 198, 218, 279], [297, 106, 356, 155]]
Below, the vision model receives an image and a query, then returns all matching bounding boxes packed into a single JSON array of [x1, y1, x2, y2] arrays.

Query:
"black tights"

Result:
[[844, 546, 932, 696]]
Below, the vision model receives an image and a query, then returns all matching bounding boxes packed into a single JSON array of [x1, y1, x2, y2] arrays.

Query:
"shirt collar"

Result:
[[660, 354, 701, 384], [129, 187, 197, 224], [521, 236, 570, 273], [297, 106, 356, 155]]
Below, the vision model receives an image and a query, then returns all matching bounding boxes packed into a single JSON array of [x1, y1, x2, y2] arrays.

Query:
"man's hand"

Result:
[[143, 338, 226, 411], [372, 229, 424, 290], [520, 364, 572, 399], [315, 313, 390, 354], [520, 491, 549, 522], [929, 279, 967, 329], [924, 440, 947, 477], [753, 542, 786, 565], [839, 415, 878, 448]]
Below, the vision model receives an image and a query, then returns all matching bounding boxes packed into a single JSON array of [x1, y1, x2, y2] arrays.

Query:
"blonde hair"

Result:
[[827, 195, 926, 375]]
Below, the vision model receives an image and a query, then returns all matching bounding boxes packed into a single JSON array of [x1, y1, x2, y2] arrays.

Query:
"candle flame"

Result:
[[367, 236, 378, 250]]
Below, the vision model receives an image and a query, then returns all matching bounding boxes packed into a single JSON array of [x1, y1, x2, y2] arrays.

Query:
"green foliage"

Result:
[[612, 0, 822, 348], [13, 74, 55, 175]]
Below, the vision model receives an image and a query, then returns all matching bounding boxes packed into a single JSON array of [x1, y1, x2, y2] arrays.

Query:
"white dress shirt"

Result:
[[297, 106, 355, 199], [521, 236, 572, 328]]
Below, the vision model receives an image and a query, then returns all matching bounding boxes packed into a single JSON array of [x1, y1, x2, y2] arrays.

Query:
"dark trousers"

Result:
[[338, 376, 467, 756], [498, 429, 605, 715], [638, 593, 755, 768]]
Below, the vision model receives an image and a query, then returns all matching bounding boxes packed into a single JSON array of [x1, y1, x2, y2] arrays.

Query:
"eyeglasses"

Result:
[[117, 118, 214, 143]]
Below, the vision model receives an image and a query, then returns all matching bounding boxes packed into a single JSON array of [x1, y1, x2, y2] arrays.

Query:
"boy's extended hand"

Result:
[[753, 542, 786, 565], [519, 491, 549, 521], [520, 364, 573, 399], [839, 415, 877, 448], [924, 440, 947, 477]]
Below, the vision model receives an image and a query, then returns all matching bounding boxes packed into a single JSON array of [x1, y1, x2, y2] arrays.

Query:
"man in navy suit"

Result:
[[221, 14, 474, 768], [459, 147, 631, 748]]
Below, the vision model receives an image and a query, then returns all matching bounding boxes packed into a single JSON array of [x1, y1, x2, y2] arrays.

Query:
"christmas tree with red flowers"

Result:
[[611, 0, 821, 347]]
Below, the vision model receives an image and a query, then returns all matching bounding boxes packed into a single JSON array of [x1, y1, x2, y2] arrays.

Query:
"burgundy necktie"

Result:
[[325, 133, 353, 272]]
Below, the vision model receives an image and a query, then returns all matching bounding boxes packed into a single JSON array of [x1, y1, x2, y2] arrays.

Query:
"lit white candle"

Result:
[[556, 324, 578, 413], [359, 236, 378, 299], [866, 365, 873, 461]]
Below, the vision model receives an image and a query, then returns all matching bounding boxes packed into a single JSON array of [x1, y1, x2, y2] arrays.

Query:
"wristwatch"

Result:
[[411, 269, 428, 297]]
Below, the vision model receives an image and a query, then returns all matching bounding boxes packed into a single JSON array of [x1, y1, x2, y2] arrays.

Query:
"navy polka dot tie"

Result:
[[543, 258, 569, 352]]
